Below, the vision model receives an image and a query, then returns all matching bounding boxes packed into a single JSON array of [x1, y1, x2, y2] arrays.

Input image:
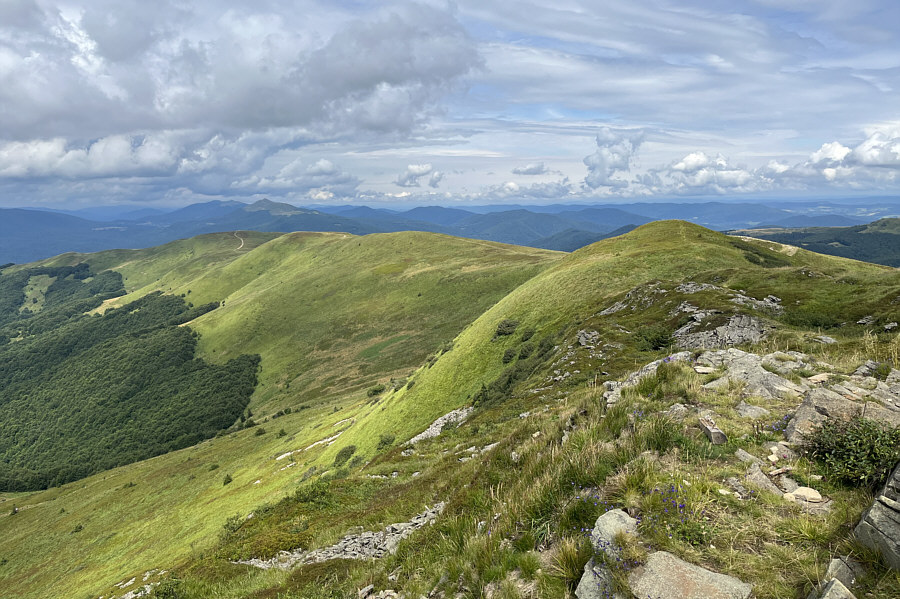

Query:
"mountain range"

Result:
[[4, 198, 896, 264]]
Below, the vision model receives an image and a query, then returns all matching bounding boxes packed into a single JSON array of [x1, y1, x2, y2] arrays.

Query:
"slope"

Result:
[[0, 231, 561, 599]]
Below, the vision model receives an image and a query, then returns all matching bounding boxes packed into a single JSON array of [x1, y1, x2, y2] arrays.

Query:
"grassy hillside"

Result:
[[4, 222, 900, 599], [0, 230, 560, 599], [735, 217, 900, 266]]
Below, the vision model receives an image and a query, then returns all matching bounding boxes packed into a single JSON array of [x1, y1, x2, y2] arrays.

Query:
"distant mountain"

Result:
[[768, 214, 867, 228], [454, 209, 605, 245], [620, 201, 793, 229], [143, 200, 247, 225], [736, 218, 900, 266], [556, 207, 652, 231], [530, 224, 639, 251], [401, 206, 475, 225]]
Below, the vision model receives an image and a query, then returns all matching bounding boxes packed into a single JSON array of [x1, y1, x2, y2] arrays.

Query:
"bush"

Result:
[[367, 384, 386, 397], [502, 348, 517, 364], [277, 428, 287, 438], [518, 342, 535, 360], [521, 328, 535, 342], [635, 325, 671, 351], [223, 474, 233, 486], [377, 434, 395, 451], [804, 416, 900, 489], [254, 427, 266, 436], [495, 319, 519, 337], [873, 362, 892, 381], [333, 445, 357, 468], [294, 480, 330, 504]]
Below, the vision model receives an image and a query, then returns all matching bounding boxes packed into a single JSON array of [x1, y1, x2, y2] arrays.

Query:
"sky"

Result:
[[1, 0, 899, 208]]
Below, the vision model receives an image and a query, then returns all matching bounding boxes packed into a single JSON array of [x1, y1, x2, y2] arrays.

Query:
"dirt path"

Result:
[[234, 231, 245, 250]]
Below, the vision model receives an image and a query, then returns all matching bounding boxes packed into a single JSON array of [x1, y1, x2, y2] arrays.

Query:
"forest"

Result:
[[0, 264, 259, 491]]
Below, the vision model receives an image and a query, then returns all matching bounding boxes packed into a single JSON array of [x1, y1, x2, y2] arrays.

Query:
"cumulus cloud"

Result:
[[233, 157, 360, 195], [583, 128, 644, 189], [395, 163, 435, 187], [511, 162, 549, 175]]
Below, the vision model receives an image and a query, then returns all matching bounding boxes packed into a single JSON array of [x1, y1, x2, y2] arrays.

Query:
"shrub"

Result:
[[208, 463, 219, 471], [377, 434, 395, 451], [277, 428, 287, 438], [502, 348, 517, 364], [635, 325, 671, 351], [254, 427, 266, 436], [333, 445, 357, 468], [222, 474, 233, 486], [873, 362, 892, 381], [367, 384, 386, 397], [294, 480, 330, 504], [495, 319, 519, 337], [804, 416, 900, 489], [521, 328, 535, 342], [518, 342, 534, 360]]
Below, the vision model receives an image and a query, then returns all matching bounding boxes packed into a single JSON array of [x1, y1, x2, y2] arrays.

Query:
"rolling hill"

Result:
[[2, 223, 900, 599]]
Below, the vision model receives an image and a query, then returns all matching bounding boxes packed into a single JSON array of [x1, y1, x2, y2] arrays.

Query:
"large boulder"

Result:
[[785, 387, 900, 443], [699, 349, 807, 400], [855, 461, 900, 570], [628, 551, 752, 599]]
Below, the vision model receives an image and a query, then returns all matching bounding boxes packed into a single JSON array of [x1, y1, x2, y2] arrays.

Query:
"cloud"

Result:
[[233, 156, 360, 195], [395, 163, 435, 187], [427, 170, 444, 188], [583, 128, 644, 189], [512, 162, 549, 175]]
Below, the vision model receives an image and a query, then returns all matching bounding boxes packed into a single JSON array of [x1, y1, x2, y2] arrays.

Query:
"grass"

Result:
[[5, 221, 900, 598]]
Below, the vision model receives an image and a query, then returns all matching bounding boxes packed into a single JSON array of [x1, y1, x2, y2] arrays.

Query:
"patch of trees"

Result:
[[0, 270, 259, 491]]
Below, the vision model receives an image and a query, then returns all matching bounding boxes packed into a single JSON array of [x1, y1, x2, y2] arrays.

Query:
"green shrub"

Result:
[[873, 362, 892, 381], [495, 319, 519, 337], [518, 342, 534, 359], [333, 445, 357, 468], [222, 474, 233, 486], [805, 416, 900, 489], [521, 328, 535, 341], [635, 325, 671, 351], [502, 348, 517, 364], [152, 577, 185, 599], [254, 427, 266, 436], [277, 428, 287, 438], [294, 480, 330, 504], [377, 434, 395, 451], [208, 463, 219, 471], [367, 384, 386, 397]]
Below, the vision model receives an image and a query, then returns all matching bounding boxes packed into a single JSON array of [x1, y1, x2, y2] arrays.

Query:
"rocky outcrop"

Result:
[[700, 349, 808, 400], [855, 462, 900, 570], [675, 314, 773, 349], [237, 503, 445, 570], [407, 409, 473, 445], [602, 352, 691, 407], [785, 382, 900, 444], [628, 551, 752, 599]]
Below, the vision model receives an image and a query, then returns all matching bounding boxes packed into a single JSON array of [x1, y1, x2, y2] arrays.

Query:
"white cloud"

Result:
[[512, 162, 548, 175], [583, 128, 644, 189], [395, 163, 435, 187]]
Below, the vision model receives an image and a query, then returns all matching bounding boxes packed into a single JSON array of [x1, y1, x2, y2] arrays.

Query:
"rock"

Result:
[[818, 578, 857, 599], [575, 562, 626, 599], [746, 463, 782, 496], [577, 329, 600, 347], [794, 487, 823, 502], [857, 316, 876, 325], [785, 388, 864, 443], [815, 336, 838, 344], [736, 401, 770, 419], [627, 551, 752, 599], [807, 373, 832, 384], [700, 349, 807, 400], [359, 585, 375, 598], [575, 510, 637, 599], [824, 556, 864, 589], [699, 416, 728, 445], [675, 314, 773, 349], [694, 365, 717, 374], [677, 282, 721, 294], [775, 475, 800, 493], [735, 448, 764, 465], [407, 408, 473, 445], [855, 461, 900, 570], [602, 352, 692, 406], [726, 477, 748, 497], [768, 442, 798, 461], [886, 322, 898, 331]]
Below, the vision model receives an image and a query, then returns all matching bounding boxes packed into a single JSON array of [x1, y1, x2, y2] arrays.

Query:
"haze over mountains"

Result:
[[5, 197, 897, 264]]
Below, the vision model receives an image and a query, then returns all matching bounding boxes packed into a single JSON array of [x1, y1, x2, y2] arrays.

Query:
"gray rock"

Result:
[[700, 349, 807, 400], [736, 401, 771, 419], [665, 403, 690, 420], [735, 448, 764, 465], [407, 408, 473, 445], [575, 510, 637, 599], [675, 314, 773, 349], [676, 282, 721, 294], [602, 352, 692, 407], [575, 561, 626, 599], [815, 335, 838, 344], [886, 322, 898, 331], [699, 416, 728, 445], [824, 556, 864, 589], [628, 551, 752, 599], [785, 388, 864, 443], [855, 461, 900, 570], [746, 463, 782, 496], [818, 578, 857, 599]]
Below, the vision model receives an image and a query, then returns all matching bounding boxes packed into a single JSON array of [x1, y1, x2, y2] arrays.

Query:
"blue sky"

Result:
[[0, 0, 899, 207]]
